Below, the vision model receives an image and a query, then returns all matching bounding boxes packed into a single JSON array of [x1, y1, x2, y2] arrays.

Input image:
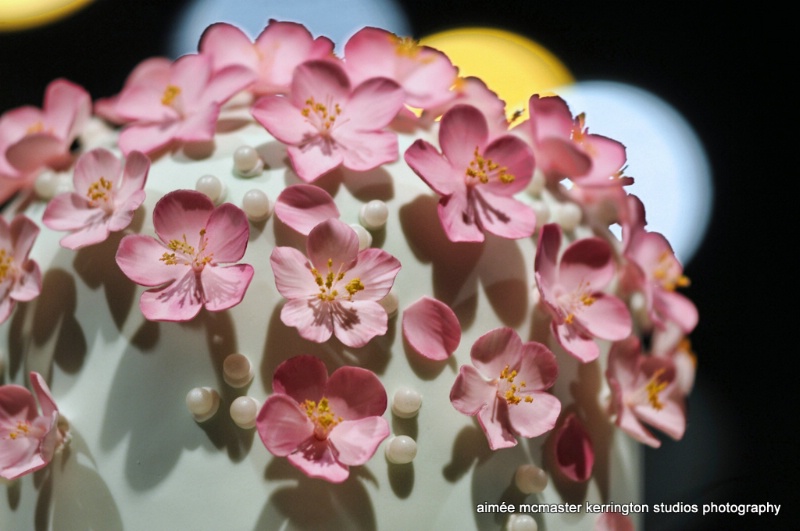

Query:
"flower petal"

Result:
[[332, 300, 387, 348], [202, 203, 250, 263], [270, 246, 316, 299], [257, 394, 314, 456], [402, 296, 461, 360], [439, 105, 488, 169], [341, 77, 404, 129], [553, 413, 594, 482], [574, 294, 632, 341], [280, 298, 334, 344], [325, 366, 387, 420], [272, 355, 328, 404], [287, 439, 349, 483], [153, 190, 214, 245], [345, 248, 400, 301], [449, 365, 496, 416], [306, 218, 359, 273], [559, 236, 616, 293], [200, 264, 253, 312], [274, 184, 340, 235], [328, 417, 389, 466], [470, 327, 522, 380], [138, 271, 203, 321], [477, 400, 517, 450], [553, 321, 600, 363], [507, 392, 561, 439], [472, 189, 536, 240], [116, 234, 184, 287], [403, 139, 459, 196]]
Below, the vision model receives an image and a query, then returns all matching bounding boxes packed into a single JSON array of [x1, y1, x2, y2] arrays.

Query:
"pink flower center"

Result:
[[652, 250, 690, 291], [556, 280, 596, 325], [310, 258, 365, 302], [303, 397, 342, 440], [161, 85, 181, 107], [301, 97, 342, 136], [644, 368, 668, 410], [390, 34, 422, 59], [26, 121, 49, 135], [3, 420, 40, 440], [159, 229, 214, 272], [0, 248, 15, 283], [465, 147, 515, 185], [86, 177, 114, 212], [497, 365, 533, 406]]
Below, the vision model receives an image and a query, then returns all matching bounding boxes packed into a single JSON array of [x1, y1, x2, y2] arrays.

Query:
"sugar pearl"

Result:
[[230, 396, 259, 429], [196, 174, 224, 204], [233, 145, 263, 176], [34, 171, 58, 199], [391, 387, 421, 418], [359, 200, 389, 230], [515, 464, 548, 494], [385, 435, 417, 464], [350, 223, 373, 250], [186, 387, 220, 422], [379, 290, 399, 318], [553, 201, 582, 232], [223, 353, 253, 388], [506, 514, 537, 531], [242, 189, 271, 221]]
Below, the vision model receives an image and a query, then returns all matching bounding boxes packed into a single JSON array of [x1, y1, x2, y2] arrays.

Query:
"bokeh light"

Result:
[[0, 0, 92, 31]]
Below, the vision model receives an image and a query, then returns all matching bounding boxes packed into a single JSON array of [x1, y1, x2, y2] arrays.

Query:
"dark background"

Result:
[[0, 2, 788, 530]]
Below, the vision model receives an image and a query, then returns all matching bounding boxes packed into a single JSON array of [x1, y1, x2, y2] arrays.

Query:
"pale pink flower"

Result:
[[257, 355, 389, 483], [115, 190, 254, 321], [343, 27, 458, 111], [420, 76, 509, 137], [42, 148, 150, 250], [517, 94, 629, 186], [0, 215, 42, 324], [252, 60, 405, 182], [0, 372, 68, 480], [114, 54, 255, 155], [553, 412, 594, 482], [94, 57, 172, 125], [450, 327, 561, 450], [535, 223, 632, 363], [270, 218, 400, 348], [0, 79, 91, 202], [606, 337, 686, 448], [404, 104, 536, 242], [199, 20, 334, 97]]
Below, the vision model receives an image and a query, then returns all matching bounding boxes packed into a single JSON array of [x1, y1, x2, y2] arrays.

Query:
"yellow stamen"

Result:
[[0, 248, 14, 282], [645, 368, 668, 410], [301, 97, 341, 131], [465, 147, 514, 184], [311, 258, 365, 301], [390, 34, 421, 58], [498, 365, 530, 406], [87, 177, 113, 203], [161, 85, 181, 106], [303, 397, 342, 439]]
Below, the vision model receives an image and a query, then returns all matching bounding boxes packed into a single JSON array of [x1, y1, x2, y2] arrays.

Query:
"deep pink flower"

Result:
[[450, 327, 561, 450], [199, 20, 334, 97], [257, 355, 389, 483], [553, 412, 594, 482], [42, 148, 150, 249], [0, 215, 41, 324], [518, 94, 628, 186], [343, 27, 458, 111], [114, 54, 255, 155], [404, 104, 536, 242], [270, 218, 400, 348], [115, 190, 254, 321], [606, 337, 686, 448], [252, 60, 405, 182], [535, 223, 632, 363], [0, 372, 67, 480], [0, 79, 91, 201]]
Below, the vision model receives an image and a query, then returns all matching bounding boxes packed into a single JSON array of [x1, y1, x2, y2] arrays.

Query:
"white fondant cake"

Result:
[[0, 21, 698, 531]]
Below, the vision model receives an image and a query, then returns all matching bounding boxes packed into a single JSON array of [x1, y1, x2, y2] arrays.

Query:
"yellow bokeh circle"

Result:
[[0, 0, 93, 31]]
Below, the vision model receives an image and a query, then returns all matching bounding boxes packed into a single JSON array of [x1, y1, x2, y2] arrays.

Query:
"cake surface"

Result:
[[0, 21, 697, 531]]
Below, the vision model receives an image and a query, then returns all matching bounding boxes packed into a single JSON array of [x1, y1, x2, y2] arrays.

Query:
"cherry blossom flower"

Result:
[[199, 20, 334, 97], [450, 327, 561, 450], [420, 76, 509, 137], [270, 218, 400, 348], [404, 104, 536, 242], [553, 412, 594, 482], [517, 94, 629, 187], [251, 60, 405, 182], [0, 372, 68, 480], [0, 79, 91, 202], [606, 337, 686, 448], [257, 355, 389, 483], [115, 190, 254, 321], [535, 223, 632, 363], [42, 148, 150, 250], [114, 54, 255, 155], [0, 215, 42, 324], [94, 57, 172, 125], [343, 27, 458, 111]]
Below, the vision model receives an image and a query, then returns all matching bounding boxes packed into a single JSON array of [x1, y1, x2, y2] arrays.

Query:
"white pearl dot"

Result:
[[34, 171, 58, 199], [223, 353, 253, 388], [359, 200, 389, 230], [392, 387, 422, 418], [506, 514, 538, 531], [242, 189, 271, 221], [350, 223, 373, 250], [186, 387, 220, 422], [234, 145, 263, 176], [553, 201, 582, 232], [230, 396, 259, 429], [196, 174, 224, 204], [515, 464, 548, 494], [379, 290, 399, 317], [385, 435, 417, 464]]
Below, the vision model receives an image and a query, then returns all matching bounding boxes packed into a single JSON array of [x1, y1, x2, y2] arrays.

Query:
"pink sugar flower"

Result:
[[199, 20, 334, 96], [420, 76, 510, 137], [257, 355, 389, 483], [535, 223, 632, 363], [42, 148, 150, 250], [606, 337, 686, 448], [0, 79, 91, 202], [343, 27, 458, 111], [553, 412, 594, 482], [115, 190, 254, 321], [404, 104, 536, 242], [0, 215, 42, 324], [251, 60, 405, 182], [518, 94, 628, 187], [94, 57, 172, 125], [0, 372, 68, 480], [450, 327, 561, 450], [270, 218, 401, 348], [114, 53, 255, 155]]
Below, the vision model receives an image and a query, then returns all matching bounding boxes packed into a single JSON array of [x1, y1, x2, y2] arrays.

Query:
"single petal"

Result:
[[290, 61, 351, 110], [306, 218, 359, 273], [553, 321, 600, 363], [203, 203, 250, 263], [341, 77, 404, 129], [515, 341, 559, 390], [139, 271, 204, 321], [653, 289, 698, 333], [252, 95, 315, 145], [553, 413, 594, 482], [202, 64, 256, 106], [5, 135, 67, 173], [152, 190, 214, 245], [476, 400, 517, 450], [403, 139, 459, 196], [287, 439, 349, 483], [280, 298, 334, 344], [336, 129, 399, 173], [257, 394, 314, 456], [534, 223, 561, 299], [507, 392, 560, 439], [116, 235, 184, 287], [449, 365, 496, 416], [285, 143, 344, 183], [332, 300, 388, 348], [481, 136, 534, 195], [559, 237, 616, 293], [118, 121, 180, 155], [470, 327, 522, 380], [72, 147, 122, 193], [29, 372, 58, 418], [574, 294, 632, 341], [345, 248, 400, 301], [472, 189, 536, 240], [0, 384, 37, 422], [328, 417, 389, 466], [439, 105, 489, 169], [200, 264, 253, 312], [325, 366, 387, 420], [272, 355, 328, 404], [200, 23, 259, 71], [438, 191, 484, 243], [402, 296, 461, 360], [274, 184, 340, 235], [58, 220, 111, 250], [270, 246, 316, 299]]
